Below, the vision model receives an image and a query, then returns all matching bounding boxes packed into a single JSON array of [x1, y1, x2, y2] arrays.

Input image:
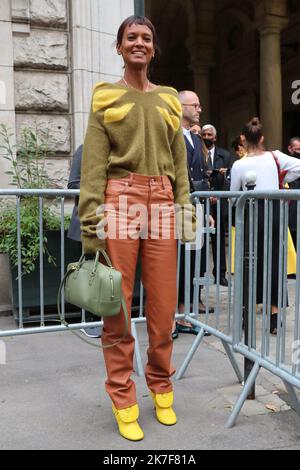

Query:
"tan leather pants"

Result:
[[102, 173, 177, 409]]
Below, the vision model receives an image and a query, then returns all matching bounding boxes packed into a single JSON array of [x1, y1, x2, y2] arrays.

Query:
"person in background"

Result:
[[288, 137, 300, 159], [230, 117, 300, 334], [78, 15, 196, 441], [202, 124, 231, 286], [229, 137, 247, 272], [67, 145, 82, 244], [172, 90, 213, 340], [67, 145, 102, 339], [288, 137, 300, 250], [231, 136, 247, 163], [190, 124, 202, 136]]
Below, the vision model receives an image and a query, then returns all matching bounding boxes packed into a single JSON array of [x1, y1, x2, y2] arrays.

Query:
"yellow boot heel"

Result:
[[150, 391, 177, 426], [112, 404, 144, 441]]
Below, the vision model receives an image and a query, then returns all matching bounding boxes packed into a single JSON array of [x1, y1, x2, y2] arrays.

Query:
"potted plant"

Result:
[[0, 124, 79, 322]]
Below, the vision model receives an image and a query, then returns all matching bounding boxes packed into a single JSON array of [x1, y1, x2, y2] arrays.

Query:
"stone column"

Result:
[[256, 0, 289, 149], [187, 43, 214, 124], [185, 1, 216, 124], [70, 0, 134, 150], [0, 0, 16, 187]]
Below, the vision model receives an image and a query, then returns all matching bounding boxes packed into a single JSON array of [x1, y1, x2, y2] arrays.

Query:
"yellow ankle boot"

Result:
[[150, 391, 177, 426], [112, 404, 144, 441]]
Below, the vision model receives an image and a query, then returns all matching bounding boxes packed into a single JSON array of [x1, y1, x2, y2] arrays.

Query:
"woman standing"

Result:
[[78, 16, 195, 441], [230, 117, 300, 334]]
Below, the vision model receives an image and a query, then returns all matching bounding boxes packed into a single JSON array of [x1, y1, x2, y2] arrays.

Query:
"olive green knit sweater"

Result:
[[78, 82, 192, 254]]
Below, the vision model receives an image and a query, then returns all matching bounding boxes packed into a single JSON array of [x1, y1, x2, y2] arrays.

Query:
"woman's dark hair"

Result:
[[116, 15, 160, 55], [231, 136, 243, 151], [241, 117, 263, 146]]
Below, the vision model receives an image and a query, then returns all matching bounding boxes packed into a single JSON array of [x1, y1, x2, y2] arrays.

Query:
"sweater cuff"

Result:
[[81, 235, 106, 255], [175, 204, 197, 242]]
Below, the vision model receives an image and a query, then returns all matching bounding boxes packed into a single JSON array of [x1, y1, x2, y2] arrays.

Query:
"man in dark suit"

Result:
[[202, 124, 231, 287], [67, 144, 83, 243], [172, 91, 214, 338]]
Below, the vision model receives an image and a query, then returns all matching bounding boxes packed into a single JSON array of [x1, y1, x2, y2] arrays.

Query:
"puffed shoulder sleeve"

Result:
[[275, 150, 300, 183], [230, 161, 242, 191], [78, 84, 111, 254]]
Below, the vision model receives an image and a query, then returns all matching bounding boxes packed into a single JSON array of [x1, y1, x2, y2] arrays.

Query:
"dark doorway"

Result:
[[145, 0, 193, 90], [283, 111, 300, 151]]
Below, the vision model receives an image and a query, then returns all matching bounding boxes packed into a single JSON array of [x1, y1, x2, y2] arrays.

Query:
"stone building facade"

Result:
[[1, 0, 299, 182], [145, 0, 300, 151], [0, 0, 134, 188]]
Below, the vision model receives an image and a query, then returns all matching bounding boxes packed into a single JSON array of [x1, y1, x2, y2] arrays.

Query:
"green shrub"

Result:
[[0, 124, 70, 275]]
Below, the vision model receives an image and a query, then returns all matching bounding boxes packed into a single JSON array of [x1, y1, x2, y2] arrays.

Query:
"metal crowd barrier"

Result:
[[0, 189, 192, 377], [0, 189, 143, 376], [175, 191, 243, 385], [176, 189, 300, 427], [1, 189, 300, 429], [227, 190, 300, 428]]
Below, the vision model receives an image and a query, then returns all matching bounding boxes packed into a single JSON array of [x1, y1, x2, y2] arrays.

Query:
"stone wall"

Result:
[[15, 114, 71, 153], [13, 30, 68, 69], [30, 0, 67, 27], [12, 0, 70, 190], [0, 0, 16, 187]]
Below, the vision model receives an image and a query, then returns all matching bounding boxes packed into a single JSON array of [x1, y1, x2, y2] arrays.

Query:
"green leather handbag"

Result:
[[57, 250, 128, 348]]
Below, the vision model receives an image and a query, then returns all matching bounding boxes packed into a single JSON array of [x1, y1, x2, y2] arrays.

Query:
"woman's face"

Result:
[[117, 23, 155, 68], [236, 144, 246, 158]]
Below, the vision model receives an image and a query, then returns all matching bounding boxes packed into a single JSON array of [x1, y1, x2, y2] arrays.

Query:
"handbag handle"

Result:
[[100, 249, 113, 267], [57, 251, 129, 349], [75, 250, 109, 269], [271, 151, 288, 189]]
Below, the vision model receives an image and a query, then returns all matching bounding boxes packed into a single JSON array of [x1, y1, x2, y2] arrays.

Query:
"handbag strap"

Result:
[[56, 252, 129, 349], [100, 249, 113, 267], [271, 151, 288, 189]]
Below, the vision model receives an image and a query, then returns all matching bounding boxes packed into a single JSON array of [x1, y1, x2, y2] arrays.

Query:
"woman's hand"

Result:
[[208, 215, 215, 228], [219, 167, 228, 176]]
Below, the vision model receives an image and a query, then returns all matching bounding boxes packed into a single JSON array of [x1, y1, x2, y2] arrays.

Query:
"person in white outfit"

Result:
[[230, 117, 300, 334]]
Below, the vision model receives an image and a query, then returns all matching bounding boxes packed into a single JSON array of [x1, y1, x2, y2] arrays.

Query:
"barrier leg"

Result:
[[132, 322, 144, 377], [175, 329, 205, 380], [221, 340, 243, 384], [225, 362, 260, 428], [283, 380, 300, 417]]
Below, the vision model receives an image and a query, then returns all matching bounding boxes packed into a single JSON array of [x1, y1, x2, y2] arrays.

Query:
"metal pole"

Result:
[[243, 172, 257, 400]]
